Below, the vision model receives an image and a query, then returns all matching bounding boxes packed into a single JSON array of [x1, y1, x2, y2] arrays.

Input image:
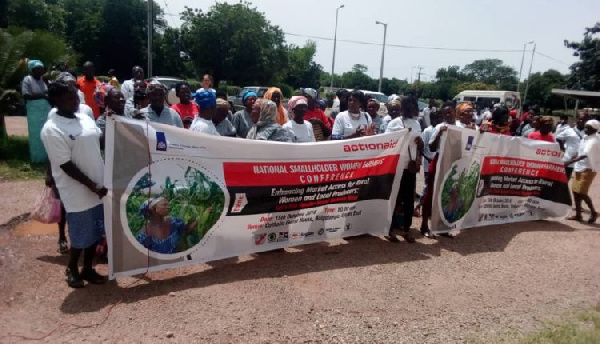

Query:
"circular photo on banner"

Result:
[[122, 159, 227, 258], [439, 158, 481, 226]]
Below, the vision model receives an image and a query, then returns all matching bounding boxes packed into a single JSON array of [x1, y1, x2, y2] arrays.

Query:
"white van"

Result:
[[453, 90, 521, 109]]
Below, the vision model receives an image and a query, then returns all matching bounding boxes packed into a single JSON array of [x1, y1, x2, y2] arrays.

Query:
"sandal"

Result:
[[567, 215, 583, 222], [65, 268, 84, 288]]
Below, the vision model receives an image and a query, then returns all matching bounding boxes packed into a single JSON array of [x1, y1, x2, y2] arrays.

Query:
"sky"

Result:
[[161, 0, 599, 83]]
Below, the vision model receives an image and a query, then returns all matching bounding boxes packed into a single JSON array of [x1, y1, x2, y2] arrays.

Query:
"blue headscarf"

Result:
[[27, 60, 44, 73], [194, 90, 217, 110], [242, 90, 258, 103]]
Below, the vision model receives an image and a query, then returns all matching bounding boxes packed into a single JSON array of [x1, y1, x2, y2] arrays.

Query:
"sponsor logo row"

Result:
[[254, 227, 344, 246]]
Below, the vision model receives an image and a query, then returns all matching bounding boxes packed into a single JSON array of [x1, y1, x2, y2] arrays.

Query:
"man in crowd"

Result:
[[144, 83, 183, 127], [121, 66, 145, 100], [76, 61, 101, 119]]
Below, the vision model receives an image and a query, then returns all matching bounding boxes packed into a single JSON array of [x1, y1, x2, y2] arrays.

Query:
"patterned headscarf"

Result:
[[139, 196, 167, 218], [288, 96, 308, 112], [456, 102, 474, 115], [247, 100, 278, 140], [263, 87, 288, 125], [195, 90, 217, 110]]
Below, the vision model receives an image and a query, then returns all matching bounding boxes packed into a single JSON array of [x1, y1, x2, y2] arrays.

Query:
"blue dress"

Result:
[[136, 218, 186, 254]]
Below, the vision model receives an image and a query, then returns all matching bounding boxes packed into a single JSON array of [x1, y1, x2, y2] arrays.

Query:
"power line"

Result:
[[284, 32, 526, 53], [535, 51, 569, 66]]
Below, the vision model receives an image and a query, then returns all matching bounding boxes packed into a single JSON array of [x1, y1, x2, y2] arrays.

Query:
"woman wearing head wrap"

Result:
[[527, 116, 555, 143], [21, 59, 52, 163], [302, 88, 332, 140], [455, 102, 477, 130], [246, 100, 293, 142], [263, 87, 288, 125], [136, 197, 201, 254], [282, 96, 315, 143], [213, 99, 236, 137], [190, 90, 220, 135], [565, 119, 600, 224], [232, 90, 258, 138]]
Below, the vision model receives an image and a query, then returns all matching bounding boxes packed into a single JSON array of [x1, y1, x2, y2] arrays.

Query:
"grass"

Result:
[[0, 136, 46, 181], [471, 305, 600, 344]]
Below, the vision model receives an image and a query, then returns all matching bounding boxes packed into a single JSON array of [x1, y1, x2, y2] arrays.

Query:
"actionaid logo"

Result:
[[343, 140, 397, 152], [535, 148, 563, 158]]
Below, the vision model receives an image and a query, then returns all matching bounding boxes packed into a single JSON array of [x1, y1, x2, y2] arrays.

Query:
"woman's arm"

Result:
[[60, 161, 107, 198], [429, 126, 447, 152]]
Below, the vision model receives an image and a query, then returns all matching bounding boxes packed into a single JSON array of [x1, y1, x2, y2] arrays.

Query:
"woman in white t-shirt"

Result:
[[385, 95, 423, 243], [41, 81, 108, 288], [331, 90, 375, 140], [282, 96, 316, 143]]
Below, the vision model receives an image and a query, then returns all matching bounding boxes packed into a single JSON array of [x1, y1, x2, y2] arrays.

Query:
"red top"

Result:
[[76, 77, 101, 119], [489, 126, 513, 136], [304, 108, 332, 129], [527, 131, 555, 143], [171, 103, 199, 128]]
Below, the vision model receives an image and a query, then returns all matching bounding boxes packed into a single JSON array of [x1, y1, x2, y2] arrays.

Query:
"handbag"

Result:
[[31, 187, 62, 224], [407, 145, 421, 174]]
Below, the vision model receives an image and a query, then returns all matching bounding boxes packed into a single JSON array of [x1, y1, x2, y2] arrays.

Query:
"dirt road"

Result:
[[0, 179, 599, 343]]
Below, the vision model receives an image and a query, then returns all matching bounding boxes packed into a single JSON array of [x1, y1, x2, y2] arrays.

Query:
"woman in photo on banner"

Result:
[[21, 59, 51, 163]]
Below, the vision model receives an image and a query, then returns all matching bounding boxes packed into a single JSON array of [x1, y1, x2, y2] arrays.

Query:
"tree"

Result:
[[6, 0, 67, 35], [154, 28, 188, 78], [565, 22, 600, 91], [279, 41, 323, 89], [180, 2, 287, 86], [462, 59, 518, 90], [520, 69, 567, 109], [341, 64, 376, 90]]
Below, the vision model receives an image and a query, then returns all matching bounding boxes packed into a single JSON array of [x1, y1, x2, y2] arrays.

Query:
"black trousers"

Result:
[[396, 169, 417, 232]]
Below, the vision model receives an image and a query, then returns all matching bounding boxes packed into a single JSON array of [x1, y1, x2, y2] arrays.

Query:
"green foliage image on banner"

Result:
[[440, 161, 481, 224]]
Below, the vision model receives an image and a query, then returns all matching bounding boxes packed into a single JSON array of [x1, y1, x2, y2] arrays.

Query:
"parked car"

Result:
[[229, 86, 269, 112], [149, 76, 185, 105]]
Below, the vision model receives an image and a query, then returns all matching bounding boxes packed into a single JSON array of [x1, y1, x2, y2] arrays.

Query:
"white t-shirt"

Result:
[[121, 79, 136, 101], [282, 120, 316, 143], [574, 134, 600, 173], [332, 111, 372, 139], [422, 107, 435, 128], [41, 111, 104, 213], [190, 117, 220, 136], [386, 116, 422, 160], [555, 123, 569, 136], [421, 126, 436, 172], [556, 127, 583, 164]]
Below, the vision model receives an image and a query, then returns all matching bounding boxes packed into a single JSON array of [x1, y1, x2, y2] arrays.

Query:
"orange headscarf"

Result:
[[264, 87, 288, 125], [456, 102, 474, 115]]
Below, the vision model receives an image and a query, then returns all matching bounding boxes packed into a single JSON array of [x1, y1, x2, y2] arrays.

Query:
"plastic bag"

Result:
[[31, 187, 62, 224]]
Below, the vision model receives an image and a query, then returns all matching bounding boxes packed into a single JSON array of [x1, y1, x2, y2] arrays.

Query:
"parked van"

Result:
[[453, 90, 521, 109]]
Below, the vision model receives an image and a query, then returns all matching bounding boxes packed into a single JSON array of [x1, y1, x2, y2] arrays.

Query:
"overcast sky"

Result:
[[162, 0, 599, 82]]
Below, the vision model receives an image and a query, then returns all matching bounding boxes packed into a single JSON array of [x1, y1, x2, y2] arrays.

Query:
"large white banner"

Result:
[[104, 117, 411, 278], [430, 126, 572, 233]]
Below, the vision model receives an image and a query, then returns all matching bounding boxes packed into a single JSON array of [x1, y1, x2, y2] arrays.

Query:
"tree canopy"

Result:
[[565, 22, 600, 91]]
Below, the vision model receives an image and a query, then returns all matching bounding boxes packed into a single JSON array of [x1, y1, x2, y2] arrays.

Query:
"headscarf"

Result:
[[388, 94, 401, 102], [139, 196, 167, 218], [586, 119, 600, 131], [195, 90, 217, 110], [301, 88, 318, 99], [287, 96, 308, 113], [387, 98, 401, 107], [263, 87, 288, 125], [216, 98, 230, 110], [56, 72, 76, 83], [317, 99, 327, 110], [242, 90, 257, 103], [456, 102, 474, 115], [27, 60, 44, 73], [539, 116, 554, 126], [247, 100, 277, 140]]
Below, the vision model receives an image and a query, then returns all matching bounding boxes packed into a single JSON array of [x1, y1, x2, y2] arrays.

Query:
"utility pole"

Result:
[[147, 0, 153, 78], [330, 5, 344, 89], [376, 21, 387, 93], [523, 42, 536, 104], [415, 66, 424, 94]]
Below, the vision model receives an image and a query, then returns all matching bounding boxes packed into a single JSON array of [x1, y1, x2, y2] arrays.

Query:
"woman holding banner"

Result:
[[233, 90, 258, 138], [385, 95, 423, 243], [565, 119, 600, 224]]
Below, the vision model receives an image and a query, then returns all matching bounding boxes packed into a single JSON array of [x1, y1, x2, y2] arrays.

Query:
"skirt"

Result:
[[572, 170, 596, 195], [66, 204, 105, 249], [26, 99, 51, 163]]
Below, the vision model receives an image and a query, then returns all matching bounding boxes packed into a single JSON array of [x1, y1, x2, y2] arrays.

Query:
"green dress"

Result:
[[22, 75, 51, 163]]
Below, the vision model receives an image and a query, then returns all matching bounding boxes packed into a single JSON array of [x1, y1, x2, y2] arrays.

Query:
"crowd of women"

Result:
[[21, 60, 600, 288]]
